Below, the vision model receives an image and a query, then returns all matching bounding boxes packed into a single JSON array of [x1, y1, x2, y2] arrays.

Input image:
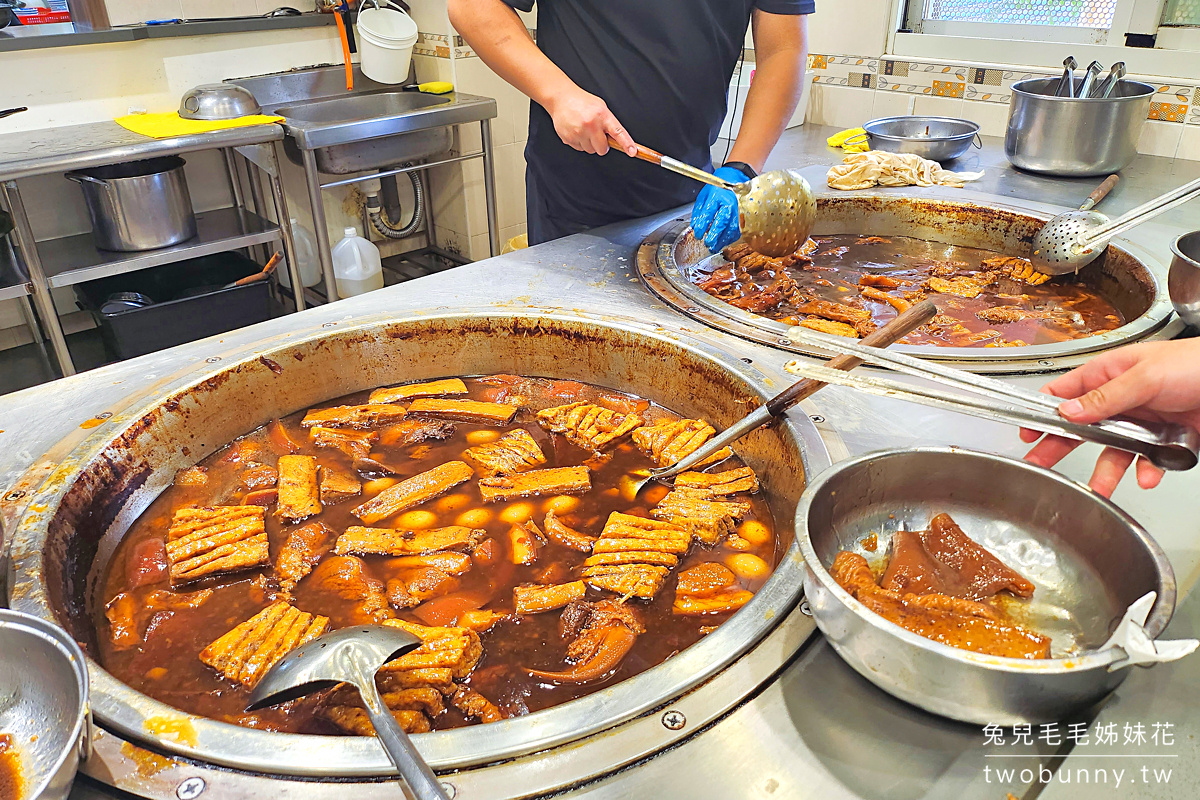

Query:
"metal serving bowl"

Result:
[[797, 447, 1175, 725], [1005, 78, 1155, 176], [861, 116, 981, 162], [0, 609, 91, 800], [1168, 230, 1200, 328], [178, 83, 262, 120]]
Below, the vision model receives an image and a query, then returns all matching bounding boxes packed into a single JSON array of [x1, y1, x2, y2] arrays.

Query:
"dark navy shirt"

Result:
[[503, 0, 814, 240]]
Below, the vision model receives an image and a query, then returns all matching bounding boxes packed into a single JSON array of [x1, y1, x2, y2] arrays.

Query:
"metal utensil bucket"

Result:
[[65, 156, 197, 252]]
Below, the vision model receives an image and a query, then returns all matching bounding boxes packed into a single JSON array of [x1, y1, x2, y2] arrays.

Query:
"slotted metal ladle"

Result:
[[1032, 176, 1200, 275], [247, 625, 450, 800], [608, 136, 816, 256]]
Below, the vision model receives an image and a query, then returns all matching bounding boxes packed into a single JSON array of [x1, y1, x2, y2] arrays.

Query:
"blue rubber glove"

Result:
[[691, 165, 752, 253]]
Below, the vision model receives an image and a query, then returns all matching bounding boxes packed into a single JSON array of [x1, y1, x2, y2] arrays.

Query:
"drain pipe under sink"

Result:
[[362, 167, 425, 239]]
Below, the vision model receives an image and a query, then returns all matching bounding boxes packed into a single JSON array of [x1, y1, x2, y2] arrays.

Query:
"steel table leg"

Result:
[[244, 153, 270, 264], [302, 149, 339, 301], [223, 148, 245, 208], [266, 142, 305, 312], [18, 296, 44, 344], [4, 180, 74, 376], [481, 119, 500, 258], [421, 166, 437, 248]]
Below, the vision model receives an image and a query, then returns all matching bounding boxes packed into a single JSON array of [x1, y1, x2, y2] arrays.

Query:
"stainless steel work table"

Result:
[[0, 121, 303, 378], [3, 125, 1199, 799]]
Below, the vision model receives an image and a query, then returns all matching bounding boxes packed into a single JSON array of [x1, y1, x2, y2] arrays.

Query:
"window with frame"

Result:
[[901, 0, 1200, 57]]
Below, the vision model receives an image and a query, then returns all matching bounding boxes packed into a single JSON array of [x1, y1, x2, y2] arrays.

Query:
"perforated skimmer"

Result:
[[609, 136, 816, 256], [1032, 176, 1200, 275]]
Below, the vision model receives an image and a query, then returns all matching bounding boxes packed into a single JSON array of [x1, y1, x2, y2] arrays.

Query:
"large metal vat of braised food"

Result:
[[5, 311, 828, 790], [638, 195, 1177, 373]]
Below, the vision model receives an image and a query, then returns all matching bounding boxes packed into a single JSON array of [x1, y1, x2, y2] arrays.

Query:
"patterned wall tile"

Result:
[[964, 86, 1010, 104], [809, 54, 878, 88], [1153, 84, 1195, 105], [1149, 102, 1189, 122], [849, 72, 877, 89], [881, 60, 909, 77], [932, 80, 965, 98], [970, 67, 1004, 87]]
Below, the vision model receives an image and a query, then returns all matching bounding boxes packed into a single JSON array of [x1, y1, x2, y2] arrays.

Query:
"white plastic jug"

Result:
[[357, 4, 418, 85], [331, 227, 384, 299], [279, 218, 321, 289]]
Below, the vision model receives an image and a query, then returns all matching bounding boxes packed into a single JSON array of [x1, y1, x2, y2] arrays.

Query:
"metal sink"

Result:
[[232, 66, 497, 174]]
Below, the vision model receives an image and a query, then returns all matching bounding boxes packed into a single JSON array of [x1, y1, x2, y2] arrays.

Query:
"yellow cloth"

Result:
[[827, 127, 869, 154], [114, 112, 284, 139], [827, 151, 985, 191]]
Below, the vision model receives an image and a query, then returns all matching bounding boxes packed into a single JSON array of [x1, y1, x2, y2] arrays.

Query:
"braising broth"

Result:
[[97, 376, 776, 734]]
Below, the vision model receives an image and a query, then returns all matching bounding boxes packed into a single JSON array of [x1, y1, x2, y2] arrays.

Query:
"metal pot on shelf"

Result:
[[65, 156, 197, 252]]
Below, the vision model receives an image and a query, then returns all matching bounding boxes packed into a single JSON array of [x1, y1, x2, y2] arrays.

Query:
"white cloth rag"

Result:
[[1101, 591, 1199, 670], [827, 151, 985, 191]]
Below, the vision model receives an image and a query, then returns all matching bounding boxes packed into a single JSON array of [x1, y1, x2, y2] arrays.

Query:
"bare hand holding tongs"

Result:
[[783, 328, 1200, 476]]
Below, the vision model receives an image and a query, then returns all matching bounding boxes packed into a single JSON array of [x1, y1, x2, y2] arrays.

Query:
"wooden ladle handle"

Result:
[[1083, 174, 1119, 210], [765, 299, 938, 415], [607, 135, 661, 164]]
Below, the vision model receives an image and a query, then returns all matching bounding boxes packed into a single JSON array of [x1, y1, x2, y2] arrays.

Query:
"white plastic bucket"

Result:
[[357, 7, 418, 85]]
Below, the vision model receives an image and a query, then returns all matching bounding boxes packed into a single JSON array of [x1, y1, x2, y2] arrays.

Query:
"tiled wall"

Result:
[[806, 52, 1200, 162], [407, 2, 536, 261]]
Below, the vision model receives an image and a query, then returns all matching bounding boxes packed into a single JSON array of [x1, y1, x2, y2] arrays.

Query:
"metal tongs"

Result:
[[784, 327, 1200, 472]]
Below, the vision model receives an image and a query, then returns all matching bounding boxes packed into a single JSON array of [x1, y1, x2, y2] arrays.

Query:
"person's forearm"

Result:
[[726, 13, 808, 173], [447, 0, 574, 112]]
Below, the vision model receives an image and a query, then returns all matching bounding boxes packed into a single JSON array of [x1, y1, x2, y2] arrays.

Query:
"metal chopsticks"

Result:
[[784, 326, 1200, 472]]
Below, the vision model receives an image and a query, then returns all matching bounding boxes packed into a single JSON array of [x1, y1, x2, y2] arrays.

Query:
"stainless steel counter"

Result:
[[3, 123, 1199, 799]]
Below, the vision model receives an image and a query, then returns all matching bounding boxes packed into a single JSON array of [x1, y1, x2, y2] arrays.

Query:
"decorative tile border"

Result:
[[811, 52, 1199, 125]]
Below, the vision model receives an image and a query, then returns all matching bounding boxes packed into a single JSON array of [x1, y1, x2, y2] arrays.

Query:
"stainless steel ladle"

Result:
[[247, 624, 449, 800], [1032, 176, 1200, 275], [609, 136, 816, 257]]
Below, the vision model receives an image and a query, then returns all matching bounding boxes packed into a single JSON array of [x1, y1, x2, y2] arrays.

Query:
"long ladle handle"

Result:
[[357, 677, 449, 800], [1080, 177, 1200, 245], [650, 300, 937, 480], [765, 298, 938, 415], [606, 135, 739, 192], [1080, 174, 1119, 211]]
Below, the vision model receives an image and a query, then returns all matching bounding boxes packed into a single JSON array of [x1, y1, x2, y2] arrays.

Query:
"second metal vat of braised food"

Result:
[[797, 447, 1175, 725]]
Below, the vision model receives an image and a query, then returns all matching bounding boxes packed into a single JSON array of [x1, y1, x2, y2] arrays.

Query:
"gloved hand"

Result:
[[691, 165, 752, 253]]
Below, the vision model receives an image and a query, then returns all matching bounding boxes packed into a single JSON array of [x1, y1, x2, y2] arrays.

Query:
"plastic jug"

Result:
[[279, 218, 321, 289], [331, 227, 384, 299]]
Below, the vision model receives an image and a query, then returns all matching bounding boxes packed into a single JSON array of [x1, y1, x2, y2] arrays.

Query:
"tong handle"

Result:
[[766, 299, 936, 415]]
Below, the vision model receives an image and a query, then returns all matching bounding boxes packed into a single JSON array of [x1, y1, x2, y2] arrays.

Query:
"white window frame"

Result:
[[890, 0, 1200, 81]]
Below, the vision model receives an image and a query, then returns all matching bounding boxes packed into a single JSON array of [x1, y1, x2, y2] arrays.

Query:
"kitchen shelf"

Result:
[[38, 207, 281, 289], [0, 244, 31, 302]]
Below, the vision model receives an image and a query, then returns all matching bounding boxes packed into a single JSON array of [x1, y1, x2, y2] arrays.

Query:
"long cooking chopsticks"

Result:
[[784, 326, 1200, 472]]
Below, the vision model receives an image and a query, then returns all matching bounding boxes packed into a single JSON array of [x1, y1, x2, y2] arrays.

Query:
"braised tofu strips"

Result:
[[463, 428, 546, 476], [536, 402, 643, 451], [352, 461, 474, 524], [97, 374, 779, 737], [408, 398, 517, 424], [199, 601, 330, 687], [300, 404, 408, 430], [336, 525, 486, 557], [166, 506, 269, 585], [478, 466, 591, 503], [276, 455, 321, 521], [633, 418, 732, 468], [369, 378, 469, 404]]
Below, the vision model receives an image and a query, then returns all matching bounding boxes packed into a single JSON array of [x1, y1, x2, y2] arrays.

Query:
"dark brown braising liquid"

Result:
[[0, 734, 21, 800], [689, 234, 1124, 346], [96, 378, 776, 734]]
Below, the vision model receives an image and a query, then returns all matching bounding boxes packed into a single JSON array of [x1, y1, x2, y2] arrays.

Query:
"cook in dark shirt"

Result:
[[448, 0, 813, 250]]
